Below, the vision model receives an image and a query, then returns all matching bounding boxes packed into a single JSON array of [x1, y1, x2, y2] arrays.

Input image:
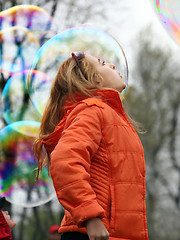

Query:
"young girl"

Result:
[[0, 197, 16, 240], [34, 52, 149, 240]]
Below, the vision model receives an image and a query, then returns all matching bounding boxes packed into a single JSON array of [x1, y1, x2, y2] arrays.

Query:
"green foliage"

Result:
[[127, 26, 180, 156]]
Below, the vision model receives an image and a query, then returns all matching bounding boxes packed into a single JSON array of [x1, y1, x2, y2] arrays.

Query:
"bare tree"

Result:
[[126, 26, 180, 239]]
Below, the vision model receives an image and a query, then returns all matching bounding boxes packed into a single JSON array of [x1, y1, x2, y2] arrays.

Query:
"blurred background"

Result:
[[0, 0, 180, 239]]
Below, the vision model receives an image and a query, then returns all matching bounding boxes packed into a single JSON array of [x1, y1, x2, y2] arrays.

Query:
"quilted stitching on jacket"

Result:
[[43, 89, 149, 240]]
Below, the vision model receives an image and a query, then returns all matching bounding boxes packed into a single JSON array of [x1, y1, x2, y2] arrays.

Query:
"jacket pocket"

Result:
[[109, 184, 115, 229]]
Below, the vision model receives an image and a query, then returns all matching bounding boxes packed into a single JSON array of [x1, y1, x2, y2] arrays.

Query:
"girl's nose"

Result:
[[108, 63, 115, 69], [111, 64, 115, 70]]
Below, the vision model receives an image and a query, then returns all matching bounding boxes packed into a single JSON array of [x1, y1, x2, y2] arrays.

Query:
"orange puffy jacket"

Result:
[[42, 89, 149, 240]]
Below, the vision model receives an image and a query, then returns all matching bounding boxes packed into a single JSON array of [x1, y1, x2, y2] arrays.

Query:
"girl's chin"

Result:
[[119, 84, 126, 92]]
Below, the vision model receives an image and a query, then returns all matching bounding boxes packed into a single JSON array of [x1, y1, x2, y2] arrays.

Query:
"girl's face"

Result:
[[86, 54, 126, 92], [2, 211, 16, 230]]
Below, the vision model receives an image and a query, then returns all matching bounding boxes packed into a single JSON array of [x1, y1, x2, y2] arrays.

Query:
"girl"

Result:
[[34, 52, 149, 240], [0, 197, 16, 240]]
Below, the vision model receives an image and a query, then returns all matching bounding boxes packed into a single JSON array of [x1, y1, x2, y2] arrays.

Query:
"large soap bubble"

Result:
[[0, 121, 55, 207], [149, 0, 180, 45], [1, 70, 41, 124], [28, 26, 129, 115]]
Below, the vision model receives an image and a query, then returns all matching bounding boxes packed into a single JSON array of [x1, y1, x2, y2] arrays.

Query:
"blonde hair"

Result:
[[33, 55, 103, 180]]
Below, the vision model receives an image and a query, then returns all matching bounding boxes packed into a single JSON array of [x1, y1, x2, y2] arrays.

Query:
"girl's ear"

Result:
[[95, 73, 103, 87]]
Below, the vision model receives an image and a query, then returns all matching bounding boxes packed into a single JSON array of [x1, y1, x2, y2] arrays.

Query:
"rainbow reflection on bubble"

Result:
[[0, 121, 55, 207], [0, 5, 57, 78], [0, 5, 56, 34], [28, 26, 128, 115], [40, 30, 57, 46], [150, 0, 180, 45], [1, 69, 41, 124]]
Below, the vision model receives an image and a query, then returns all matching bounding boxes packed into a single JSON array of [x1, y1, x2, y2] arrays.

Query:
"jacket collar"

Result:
[[63, 88, 124, 115], [42, 89, 125, 153]]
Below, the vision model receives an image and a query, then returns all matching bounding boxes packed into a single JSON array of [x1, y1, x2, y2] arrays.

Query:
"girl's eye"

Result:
[[98, 58, 106, 65]]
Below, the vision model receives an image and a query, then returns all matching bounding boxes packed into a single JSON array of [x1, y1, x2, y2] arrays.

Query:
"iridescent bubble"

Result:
[[27, 69, 53, 115], [149, 0, 180, 45], [0, 121, 55, 207], [1, 69, 41, 124], [0, 5, 57, 78], [0, 60, 22, 75], [40, 30, 57, 46], [28, 26, 129, 115], [0, 5, 56, 35], [0, 26, 39, 74]]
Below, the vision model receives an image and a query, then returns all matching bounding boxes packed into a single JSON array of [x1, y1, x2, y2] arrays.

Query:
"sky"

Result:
[[114, 0, 179, 48], [104, 0, 180, 85]]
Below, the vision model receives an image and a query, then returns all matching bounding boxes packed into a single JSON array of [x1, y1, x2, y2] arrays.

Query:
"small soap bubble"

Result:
[[1, 69, 41, 124], [0, 5, 56, 35], [0, 121, 55, 207]]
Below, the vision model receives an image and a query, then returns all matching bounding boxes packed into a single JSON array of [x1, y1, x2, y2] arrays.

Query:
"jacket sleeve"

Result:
[[0, 210, 12, 240], [50, 102, 105, 227]]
